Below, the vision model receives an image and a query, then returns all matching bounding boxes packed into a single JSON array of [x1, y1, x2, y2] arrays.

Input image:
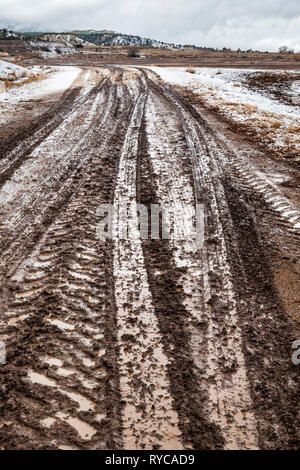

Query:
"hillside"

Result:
[[0, 28, 197, 49], [67, 29, 184, 48], [40, 33, 96, 47]]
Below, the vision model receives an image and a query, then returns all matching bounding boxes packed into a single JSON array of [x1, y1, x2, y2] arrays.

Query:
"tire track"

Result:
[[0, 68, 93, 189], [112, 72, 183, 450], [137, 107, 225, 449], [143, 69, 299, 449], [143, 73, 259, 449], [0, 75, 114, 282], [0, 68, 135, 449]]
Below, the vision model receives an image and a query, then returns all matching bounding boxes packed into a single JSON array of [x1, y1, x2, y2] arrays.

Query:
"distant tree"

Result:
[[278, 45, 294, 54], [279, 46, 289, 53]]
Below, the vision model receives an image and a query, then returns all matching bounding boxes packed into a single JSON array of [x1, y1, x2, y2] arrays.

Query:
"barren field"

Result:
[[28, 47, 300, 69], [0, 63, 299, 450]]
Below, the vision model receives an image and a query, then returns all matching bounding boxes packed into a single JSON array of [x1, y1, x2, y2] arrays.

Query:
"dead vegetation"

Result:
[[186, 67, 196, 74], [127, 47, 139, 58], [21, 45, 300, 69], [4, 73, 48, 90]]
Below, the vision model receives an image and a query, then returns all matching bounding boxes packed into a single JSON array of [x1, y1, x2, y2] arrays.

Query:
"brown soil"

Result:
[[242, 72, 300, 105], [20, 47, 300, 70]]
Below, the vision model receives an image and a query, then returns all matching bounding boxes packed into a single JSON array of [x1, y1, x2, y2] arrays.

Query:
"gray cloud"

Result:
[[0, 0, 299, 51]]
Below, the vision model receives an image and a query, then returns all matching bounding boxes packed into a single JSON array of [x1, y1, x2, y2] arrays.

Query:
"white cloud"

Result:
[[0, 0, 299, 51]]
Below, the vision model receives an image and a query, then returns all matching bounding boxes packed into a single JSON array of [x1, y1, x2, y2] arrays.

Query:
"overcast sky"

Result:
[[0, 0, 299, 51]]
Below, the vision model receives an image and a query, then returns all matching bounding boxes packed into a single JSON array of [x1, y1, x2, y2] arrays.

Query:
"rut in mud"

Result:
[[0, 66, 299, 450]]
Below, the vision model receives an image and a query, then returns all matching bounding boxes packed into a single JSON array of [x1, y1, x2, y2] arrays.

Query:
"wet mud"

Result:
[[0, 66, 299, 450]]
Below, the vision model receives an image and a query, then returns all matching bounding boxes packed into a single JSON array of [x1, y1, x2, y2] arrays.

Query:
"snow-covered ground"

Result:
[[30, 41, 77, 58], [0, 66, 80, 125], [41, 33, 97, 48], [0, 66, 79, 101], [0, 59, 35, 80], [148, 67, 300, 157]]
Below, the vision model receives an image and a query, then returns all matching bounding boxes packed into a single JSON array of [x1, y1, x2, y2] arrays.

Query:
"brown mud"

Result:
[[0, 65, 299, 450], [242, 72, 300, 106]]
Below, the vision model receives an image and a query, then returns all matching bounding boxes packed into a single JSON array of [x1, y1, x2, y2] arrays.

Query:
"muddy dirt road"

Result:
[[0, 66, 299, 450]]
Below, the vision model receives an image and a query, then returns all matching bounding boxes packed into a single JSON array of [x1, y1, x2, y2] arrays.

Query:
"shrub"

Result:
[[127, 47, 139, 57]]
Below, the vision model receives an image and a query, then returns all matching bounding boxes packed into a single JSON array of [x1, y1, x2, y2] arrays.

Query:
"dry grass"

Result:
[[71, 46, 300, 69], [288, 126, 300, 134], [186, 67, 196, 74], [4, 73, 48, 89], [271, 121, 282, 129], [223, 102, 258, 116]]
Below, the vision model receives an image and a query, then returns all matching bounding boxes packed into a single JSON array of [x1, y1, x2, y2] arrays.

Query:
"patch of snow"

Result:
[[0, 66, 80, 106], [147, 67, 300, 157], [30, 41, 77, 58], [148, 67, 300, 119], [0, 59, 34, 80]]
